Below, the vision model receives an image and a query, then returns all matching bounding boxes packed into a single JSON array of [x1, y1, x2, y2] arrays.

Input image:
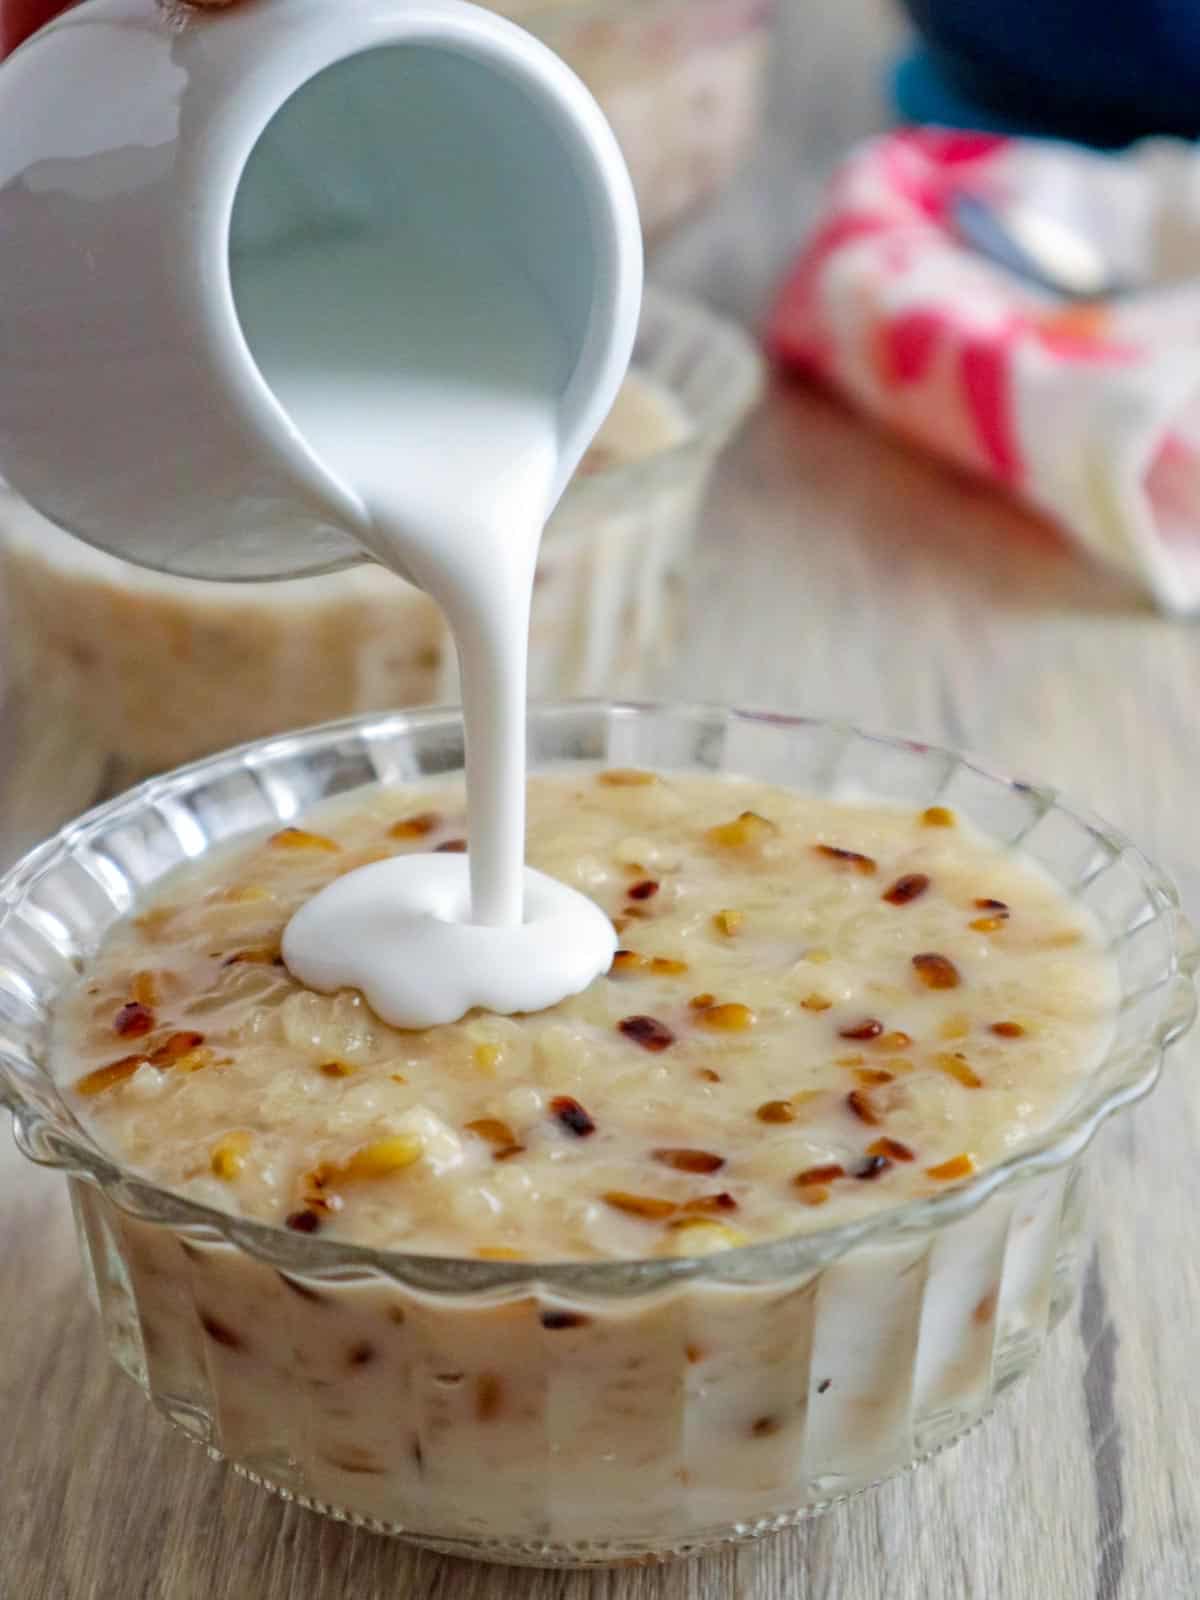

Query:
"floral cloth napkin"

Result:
[[769, 128, 1200, 612]]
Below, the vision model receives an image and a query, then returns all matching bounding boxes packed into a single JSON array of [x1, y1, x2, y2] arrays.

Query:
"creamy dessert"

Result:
[[7, 697, 1178, 1563], [48, 763, 1121, 1553], [61, 771, 1115, 1257]]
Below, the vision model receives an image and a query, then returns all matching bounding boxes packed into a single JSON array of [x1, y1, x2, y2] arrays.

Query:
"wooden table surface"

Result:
[[3, 2, 1200, 1596]]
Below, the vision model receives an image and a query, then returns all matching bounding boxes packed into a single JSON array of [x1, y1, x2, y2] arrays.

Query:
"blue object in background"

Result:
[[892, 49, 1050, 140], [895, 1, 1200, 147]]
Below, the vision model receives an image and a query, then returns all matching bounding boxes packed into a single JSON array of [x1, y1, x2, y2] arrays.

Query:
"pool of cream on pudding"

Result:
[[60, 769, 1115, 1259]]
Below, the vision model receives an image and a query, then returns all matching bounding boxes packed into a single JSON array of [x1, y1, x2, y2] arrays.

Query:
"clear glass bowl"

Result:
[[0, 286, 763, 791], [0, 703, 1193, 1567], [494, 0, 776, 238]]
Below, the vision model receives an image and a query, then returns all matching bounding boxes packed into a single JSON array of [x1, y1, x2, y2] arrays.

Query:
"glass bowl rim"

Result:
[[1, 699, 1194, 1295]]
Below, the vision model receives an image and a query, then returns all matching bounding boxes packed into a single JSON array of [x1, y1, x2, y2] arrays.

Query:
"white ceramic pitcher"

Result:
[[0, 0, 642, 580]]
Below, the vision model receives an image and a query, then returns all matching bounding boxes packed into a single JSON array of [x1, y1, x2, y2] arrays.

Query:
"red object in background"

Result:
[[768, 129, 1140, 494], [765, 127, 1200, 612], [1, 0, 72, 55]]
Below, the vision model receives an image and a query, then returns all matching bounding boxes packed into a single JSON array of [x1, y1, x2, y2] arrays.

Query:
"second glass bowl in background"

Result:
[[494, 0, 776, 237], [0, 287, 763, 795]]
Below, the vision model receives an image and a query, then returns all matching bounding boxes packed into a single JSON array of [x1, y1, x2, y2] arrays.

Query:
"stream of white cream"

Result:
[[234, 227, 617, 1027]]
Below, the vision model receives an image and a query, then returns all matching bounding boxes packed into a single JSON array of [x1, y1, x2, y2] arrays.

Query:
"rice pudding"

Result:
[[60, 770, 1115, 1258], [18, 700, 1178, 1563]]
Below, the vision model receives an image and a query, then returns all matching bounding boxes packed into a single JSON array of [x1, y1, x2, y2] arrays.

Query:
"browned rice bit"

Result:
[[611, 949, 686, 977], [666, 1219, 747, 1250], [269, 826, 339, 852], [627, 879, 659, 901], [603, 1192, 677, 1221], [466, 1117, 521, 1151], [793, 1163, 846, 1188], [131, 971, 161, 1008], [286, 1209, 322, 1233], [926, 1153, 977, 1181], [388, 811, 441, 840], [149, 1030, 207, 1066], [875, 1031, 913, 1052], [696, 1002, 755, 1032], [653, 1148, 726, 1173], [839, 1017, 884, 1040], [549, 1097, 596, 1137], [76, 1054, 148, 1097], [868, 1136, 915, 1162], [78, 1035, 218, 1095], [814, 844, 877, 874], [852, 1067, 894, 1087], [618, 1015, 675, 1052], [305, 1137, 422, 1197], [921, 806, 955, 827], [114, 1001, 155, 1037], [855, 1154, 891, 1181], [705, 811, 778, 850], [846, 1088, 881, 1126], [935, 1052, 984, 1089], [991, 1021, 1025, 1038], [683, 1192, 739, 1214], [912, 952, 961, 989], [756, 1099, 796, 1124], [210, 1130, 252, 1180], [609, 949, 647, 975], [882, 873, 931, 905]]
